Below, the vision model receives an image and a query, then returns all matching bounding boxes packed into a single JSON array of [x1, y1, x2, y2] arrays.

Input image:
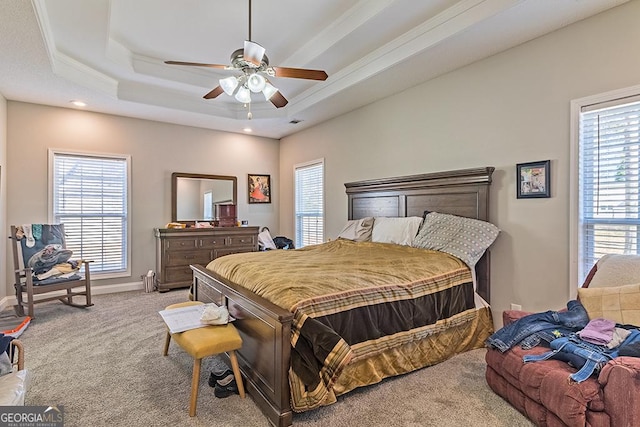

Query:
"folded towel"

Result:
[[578, 317, 616, 345]]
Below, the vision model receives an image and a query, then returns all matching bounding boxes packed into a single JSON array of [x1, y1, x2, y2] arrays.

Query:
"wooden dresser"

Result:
[[154, 226, 259, 292]]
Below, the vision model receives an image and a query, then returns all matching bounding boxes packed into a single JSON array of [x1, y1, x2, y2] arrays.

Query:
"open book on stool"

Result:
[[159, 303, 234, 334]]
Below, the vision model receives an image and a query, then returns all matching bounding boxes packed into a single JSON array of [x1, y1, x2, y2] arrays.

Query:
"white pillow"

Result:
[[371, 217, 423, 246], [337, 217, 374, 242], [589, 254, 640, 288], [412, 212, 499, 267]]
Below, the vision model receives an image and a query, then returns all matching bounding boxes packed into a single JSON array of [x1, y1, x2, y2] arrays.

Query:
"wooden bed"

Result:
[[191, 166, 494, 427]]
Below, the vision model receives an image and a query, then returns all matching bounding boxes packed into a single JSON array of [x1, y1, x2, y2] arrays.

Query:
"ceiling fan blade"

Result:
[[269, 91, 288, 108], [203, 86, 224, 99], [244, 40, 265, 66], [165, 60, 228, 69], [271, 66, 328, 81]]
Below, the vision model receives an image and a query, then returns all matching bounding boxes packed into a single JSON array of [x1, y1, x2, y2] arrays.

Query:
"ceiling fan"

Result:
[[164, 0, 328, 109]]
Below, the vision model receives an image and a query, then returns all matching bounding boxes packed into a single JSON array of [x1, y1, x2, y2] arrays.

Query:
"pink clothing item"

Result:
[[578, 317, 616, 345]]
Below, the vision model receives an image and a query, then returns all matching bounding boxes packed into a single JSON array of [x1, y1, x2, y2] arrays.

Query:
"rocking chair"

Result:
[[10, 224, 93, 318]]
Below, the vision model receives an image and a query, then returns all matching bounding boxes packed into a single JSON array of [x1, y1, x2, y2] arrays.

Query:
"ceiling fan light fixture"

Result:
[[244, 40, 266, 67], [262, 82, 279, 100], [247, 73, 266, 93], [235, 85, 252, 103], [220, 76, 239, 96], [164, 0, 326, 110]]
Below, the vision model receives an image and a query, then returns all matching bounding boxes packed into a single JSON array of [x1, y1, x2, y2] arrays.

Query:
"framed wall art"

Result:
[[516, 160, 550, 199], [248, 174, 271, 204]]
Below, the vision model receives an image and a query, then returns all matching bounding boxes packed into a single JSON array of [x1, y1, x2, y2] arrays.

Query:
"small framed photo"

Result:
[[248, 174, 271, 204], [517, 160, 550, 199]]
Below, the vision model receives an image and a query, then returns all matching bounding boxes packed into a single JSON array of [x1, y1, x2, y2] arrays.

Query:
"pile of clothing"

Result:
[[487, 300, 640, 382], [14, 224, 82, 285]]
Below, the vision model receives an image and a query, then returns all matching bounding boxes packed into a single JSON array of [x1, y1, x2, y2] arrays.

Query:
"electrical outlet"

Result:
[[511, 303, 522, 311]]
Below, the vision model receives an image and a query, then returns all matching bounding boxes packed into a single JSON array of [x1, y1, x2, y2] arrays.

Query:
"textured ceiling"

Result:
[[0, 0, 629, 138]]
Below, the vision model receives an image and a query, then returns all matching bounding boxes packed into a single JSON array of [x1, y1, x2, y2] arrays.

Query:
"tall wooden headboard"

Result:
[[344, 166, 495, 303]]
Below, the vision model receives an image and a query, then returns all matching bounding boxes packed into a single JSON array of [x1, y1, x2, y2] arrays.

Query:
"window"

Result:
[[294, 159, 324, 247], [50, 150, 130, 276], [575, 93, 640, 284], [203, 191, 213, 220]]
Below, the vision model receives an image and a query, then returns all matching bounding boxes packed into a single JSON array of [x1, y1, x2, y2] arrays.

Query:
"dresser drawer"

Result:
[[164, 265, 195, 283], [166, 250, 212, 267], [165, 238, 198, 250], [227, 235, 256, 247], [214, 247, 255, 259], [198, 236, 226, 249]]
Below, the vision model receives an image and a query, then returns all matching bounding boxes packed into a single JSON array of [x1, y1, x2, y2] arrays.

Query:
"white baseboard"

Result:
[[0, 281, 144, 313]]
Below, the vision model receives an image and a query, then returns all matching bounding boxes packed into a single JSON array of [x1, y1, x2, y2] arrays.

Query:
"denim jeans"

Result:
[[523, 329, 640, 382], [486, 300, 590, 352]]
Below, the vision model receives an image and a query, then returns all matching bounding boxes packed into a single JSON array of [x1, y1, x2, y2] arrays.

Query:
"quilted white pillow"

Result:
[[412, 212, 499, 267], [371, 216, 423, 246]]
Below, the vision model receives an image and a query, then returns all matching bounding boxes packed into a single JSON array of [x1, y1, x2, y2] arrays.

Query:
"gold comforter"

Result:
[[206, 239, 493, 411]]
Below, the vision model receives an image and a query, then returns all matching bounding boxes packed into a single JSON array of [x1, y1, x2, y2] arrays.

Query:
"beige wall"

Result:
[[279, 1, 640, 321], [5, 102, 279, 294], [0, 95, 6, 299]]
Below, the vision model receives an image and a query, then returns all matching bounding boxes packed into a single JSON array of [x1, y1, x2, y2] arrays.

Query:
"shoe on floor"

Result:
[[208, 369, 233, 388], [214, 379, 239, 398]]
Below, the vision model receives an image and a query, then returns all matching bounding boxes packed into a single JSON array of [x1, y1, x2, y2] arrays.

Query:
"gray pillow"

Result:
[[412, 212, 499, 267], [337, 217, 374, 242]]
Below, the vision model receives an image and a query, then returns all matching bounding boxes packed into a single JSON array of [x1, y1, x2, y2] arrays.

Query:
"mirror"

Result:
[[171, 172, 237, 223]]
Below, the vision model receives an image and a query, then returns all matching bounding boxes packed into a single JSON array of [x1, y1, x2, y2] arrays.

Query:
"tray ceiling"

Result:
[[0, 0, 628, 138]]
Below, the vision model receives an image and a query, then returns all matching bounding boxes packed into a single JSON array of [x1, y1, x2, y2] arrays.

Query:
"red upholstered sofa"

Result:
[[485, 259, 640, 427]]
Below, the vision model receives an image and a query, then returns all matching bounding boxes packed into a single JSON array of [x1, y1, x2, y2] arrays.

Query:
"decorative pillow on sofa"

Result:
[[412, 212, 499, 267], [577, 283, 640, 325], [588, 254, 640, 288], [371, 216, 423, 246], [337, 217, 374, 242]]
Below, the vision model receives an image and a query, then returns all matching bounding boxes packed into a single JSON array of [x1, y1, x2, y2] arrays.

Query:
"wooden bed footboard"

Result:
[[191, 264, 294, 427]]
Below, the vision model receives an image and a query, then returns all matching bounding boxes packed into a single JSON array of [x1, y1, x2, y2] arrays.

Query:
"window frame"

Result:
[[570, 83, 640, 298], [294, 158, 325, 248], [48, 149, 132, 279]]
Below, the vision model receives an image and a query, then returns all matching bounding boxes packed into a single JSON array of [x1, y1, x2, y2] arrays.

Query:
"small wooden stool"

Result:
[[162, 301, 245, 416]]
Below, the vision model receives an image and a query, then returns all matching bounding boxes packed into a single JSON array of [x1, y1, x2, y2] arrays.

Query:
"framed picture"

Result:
[[248, 174, 271, 204], [516, 160, 550, 199]]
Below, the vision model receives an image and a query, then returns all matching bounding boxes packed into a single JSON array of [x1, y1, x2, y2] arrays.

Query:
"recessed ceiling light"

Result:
[[243, 127, 252, 133], [70, 100, 86, 107]]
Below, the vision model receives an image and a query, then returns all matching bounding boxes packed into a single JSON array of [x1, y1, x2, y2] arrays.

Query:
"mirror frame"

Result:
[[171, 172, 237, 224]]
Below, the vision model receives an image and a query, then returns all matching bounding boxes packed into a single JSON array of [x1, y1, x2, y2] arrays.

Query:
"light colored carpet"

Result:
[[15, 290, 533, 426]]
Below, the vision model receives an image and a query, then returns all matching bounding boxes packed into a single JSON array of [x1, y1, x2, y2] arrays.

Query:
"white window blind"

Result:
[[51, 151, 129, 275], [295, 160, 324, 247], [204, 191, 213, 220], [579, 97, 640, 282]]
